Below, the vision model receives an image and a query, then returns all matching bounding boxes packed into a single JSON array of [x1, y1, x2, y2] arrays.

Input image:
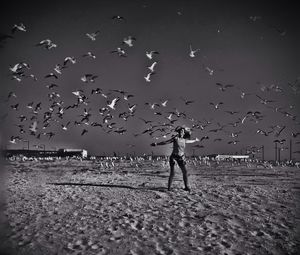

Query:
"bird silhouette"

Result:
[[36, 39, 57, 49], [209, 102, 223, 109], [146, 50, 159, 60], [216, 82, 234, 91], [189, 45, 200, 58], [12, 23, 27, 33], [123, 36, 136, 47], [144, 72, 155, 82], [86, 30, 100, 41], [107, 97, 120, 110], [82, 51, 96, 59], [112, 15, 126, 21], [45, 73, 58, 79], [110, 47, 127, 57], [147, 61, 158, 73]]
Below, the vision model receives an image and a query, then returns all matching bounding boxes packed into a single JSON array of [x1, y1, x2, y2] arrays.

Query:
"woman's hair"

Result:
[[175, 126, 191, 139], [183, 129, 191, 139]]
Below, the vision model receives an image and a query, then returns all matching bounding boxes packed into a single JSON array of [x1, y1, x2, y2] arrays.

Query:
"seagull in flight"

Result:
[[160, 99, 168, 107], [273, 139, 286, 144], [216, 82, 234, 91], [204, 66, 214, 76], [112, 15, 126, 21], [45, 73, 58, 79], [110, 47, 127, 57], [209, 102, 224, 109], [9, 62, 30, 73], [82, 51, 96, 59], [180, 97, 194, 105], [123, 36, 136, 47], [107, 97, 120, 110], [54, 64, 64, 74], [86, 30, 100, 41], [147, 61, 158, 73], [9, 136, 22, 144], [36, 39, 57, 49], [249, 16, 262, 22], [146, 50, 159, 60], [81, 74, 98, 83], [63, 56, 76, 66], [144, 72, 155, 82], [29, 121, 38, 133], [200, 136, 209, 142], [224, 110, 239, 115], [81, 129, 88, 136], [256, 95, 275, 104], [61, 121, 71, 131], [12, 23, 27, 33], [189, 45, 200, 58]]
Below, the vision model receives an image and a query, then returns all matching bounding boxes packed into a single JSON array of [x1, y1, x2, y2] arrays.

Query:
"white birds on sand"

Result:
[[189, 45, 200, 58]]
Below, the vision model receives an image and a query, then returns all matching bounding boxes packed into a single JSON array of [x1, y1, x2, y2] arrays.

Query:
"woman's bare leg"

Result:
[[180, 164, 190, 191], [168, 162, 175, 191]]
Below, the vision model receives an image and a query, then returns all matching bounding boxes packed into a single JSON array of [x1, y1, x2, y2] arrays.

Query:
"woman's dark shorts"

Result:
[[169, 154, 186, 167]]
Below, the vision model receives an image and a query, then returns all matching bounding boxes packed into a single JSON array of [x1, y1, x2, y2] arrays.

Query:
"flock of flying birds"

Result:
[[1, 13, 300, 156]]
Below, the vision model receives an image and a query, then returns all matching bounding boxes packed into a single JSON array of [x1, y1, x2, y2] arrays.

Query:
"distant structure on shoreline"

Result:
[[207, 154, 250, 160], [2, 148, 88, 159]]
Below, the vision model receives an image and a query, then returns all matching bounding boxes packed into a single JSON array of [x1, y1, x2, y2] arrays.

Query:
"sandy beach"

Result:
[[1, 158, 300, 255]]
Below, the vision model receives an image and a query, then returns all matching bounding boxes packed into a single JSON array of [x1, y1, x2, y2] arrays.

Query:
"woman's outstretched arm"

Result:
[[150, 136, 175, 146], [185, 137, 199, 144]]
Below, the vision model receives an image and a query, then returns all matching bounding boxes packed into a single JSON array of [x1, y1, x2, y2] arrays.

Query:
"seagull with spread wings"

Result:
[[86, 30, 100, 41], [110, 47, 127, 57], [12, 23, 27, 33], [144, 72, 155, 82], [123, 36, 136, 47], [209, 102, 224, 110], [146, 50, 159, 60], [189, 45, 200, 58], [147, 61, 158, 73], [36, 39, 57, 49], [82, 51, 96, 59], [216, 82, 234, 91], [107, 97, 120, 110]]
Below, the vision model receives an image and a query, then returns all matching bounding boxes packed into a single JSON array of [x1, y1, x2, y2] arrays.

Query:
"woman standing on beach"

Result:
[[151, 126, 199, 192]]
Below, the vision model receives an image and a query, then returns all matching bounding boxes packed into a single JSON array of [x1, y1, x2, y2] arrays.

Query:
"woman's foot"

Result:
[[183, 187, 191, 192]]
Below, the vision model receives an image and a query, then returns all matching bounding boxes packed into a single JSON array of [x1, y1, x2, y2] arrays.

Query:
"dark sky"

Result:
[[1, 0, 299, 160]]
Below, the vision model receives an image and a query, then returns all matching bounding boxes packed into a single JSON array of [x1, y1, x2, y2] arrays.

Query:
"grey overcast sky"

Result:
[[0, 0, 299, 159]]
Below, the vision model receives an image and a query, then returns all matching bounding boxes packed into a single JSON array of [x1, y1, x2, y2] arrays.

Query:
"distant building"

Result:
[[207, 154, 250, 160], [57, 148, 88, 158], [2, 148, 88, 159]]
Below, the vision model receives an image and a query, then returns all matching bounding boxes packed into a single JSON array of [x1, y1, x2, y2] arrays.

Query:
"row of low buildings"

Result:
[[2, 148, 88, 159], [2, 149, 250, 161]]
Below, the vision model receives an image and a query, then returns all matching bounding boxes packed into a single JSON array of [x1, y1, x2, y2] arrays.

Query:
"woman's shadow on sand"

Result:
[[47, 182, 167, 192]]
